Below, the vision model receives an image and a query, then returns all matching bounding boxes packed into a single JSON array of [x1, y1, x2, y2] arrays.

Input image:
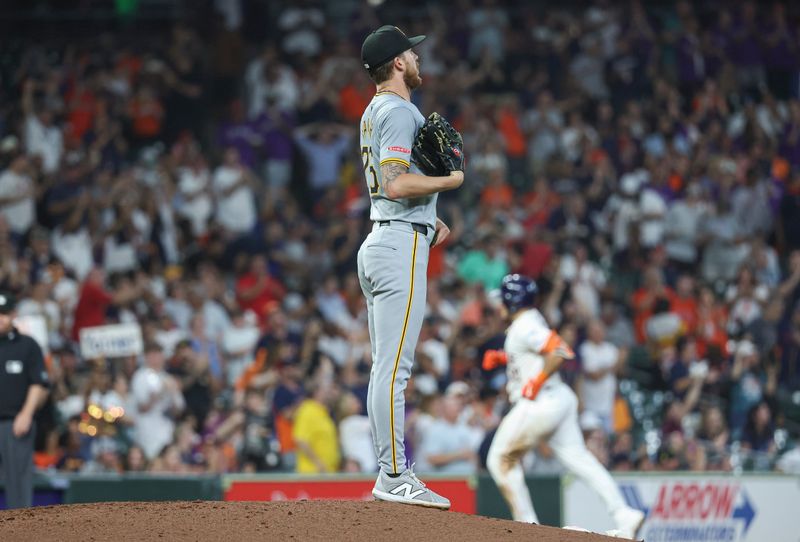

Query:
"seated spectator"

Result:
[[213, 389, 282, 472], [696, 405, 731, 469], [56, 415, 90, 472], [741, 401, 776, 456], [150, 444, 192, 473], [125, 445, 148, 472], [337, 392, 375, 473], [580, 411, 610, 467], [661, 367, 705, 436], [729, 339, 778, 437], [80, 436, 123, 474], [415, 395, 477, 475], [609, 432, 635, 471], [657, 431, 690, 471], [667, 336, 701, 399]]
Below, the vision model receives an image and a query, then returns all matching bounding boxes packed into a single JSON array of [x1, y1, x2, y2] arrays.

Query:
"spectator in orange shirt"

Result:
[[128, 85, 164, 145], [671, 274, 699, 334], [696, 285, 728, 357], [480, 168, 513, 209], [337, 67, 373, 123], [523, 176, 560, 228], [631, 266, 675, 344], [495, 97, 527, 185], [65, 77, 97, 141], [496, 99, 526, 158]]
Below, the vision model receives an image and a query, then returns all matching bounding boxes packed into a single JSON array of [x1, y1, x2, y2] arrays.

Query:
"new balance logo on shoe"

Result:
[[389, 483, 425, 500]]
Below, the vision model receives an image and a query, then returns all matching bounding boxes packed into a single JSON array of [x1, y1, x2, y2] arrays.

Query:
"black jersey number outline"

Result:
[[361, 146, 379, 196]]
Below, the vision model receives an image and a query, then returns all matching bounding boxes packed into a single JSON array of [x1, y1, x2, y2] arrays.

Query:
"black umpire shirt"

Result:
[[0, 328, 49, 420]]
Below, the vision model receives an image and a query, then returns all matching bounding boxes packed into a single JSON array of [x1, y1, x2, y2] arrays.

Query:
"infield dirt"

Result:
[[0, 500, 624, 541]]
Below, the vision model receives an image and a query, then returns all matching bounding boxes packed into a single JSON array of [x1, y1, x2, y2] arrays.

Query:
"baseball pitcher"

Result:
[[484, 274, 645, 538], [357, 25, 464, 509]]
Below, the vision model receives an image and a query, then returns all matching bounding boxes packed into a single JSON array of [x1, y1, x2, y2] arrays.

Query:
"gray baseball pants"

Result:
[[0, 420, 34, 508], [358, 221, 433, 474]]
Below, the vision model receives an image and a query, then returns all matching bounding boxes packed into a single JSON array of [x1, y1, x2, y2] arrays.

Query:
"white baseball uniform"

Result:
[[486, 308, 639, 530]]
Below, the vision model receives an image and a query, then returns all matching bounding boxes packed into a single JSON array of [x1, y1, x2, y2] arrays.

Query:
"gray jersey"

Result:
[[359, 92, 438, 228]]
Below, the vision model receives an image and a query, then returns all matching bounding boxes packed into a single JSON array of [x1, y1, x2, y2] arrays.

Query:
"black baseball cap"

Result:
[[0, 291, 16, 314], [361, 25, 426, 71]]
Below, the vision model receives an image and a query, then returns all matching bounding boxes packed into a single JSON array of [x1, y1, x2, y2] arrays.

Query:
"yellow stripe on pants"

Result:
[[388, 231, 418, 473]]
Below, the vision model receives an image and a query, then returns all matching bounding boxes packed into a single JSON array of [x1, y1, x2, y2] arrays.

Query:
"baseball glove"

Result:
[[411, 112, 464, 177]]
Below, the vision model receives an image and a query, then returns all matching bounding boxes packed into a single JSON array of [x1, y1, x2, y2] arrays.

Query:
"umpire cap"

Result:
[[500, 274, 538, 313], [361, 25, 426, 71], [0, 291, 16, 314]]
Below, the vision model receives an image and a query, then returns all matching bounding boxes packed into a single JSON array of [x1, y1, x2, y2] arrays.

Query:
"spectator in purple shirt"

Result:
[[730, 2, 765, 95], [763, 3, 799, 100], [676, 18, 705, 98], [253, 100, 295, 196], [216, 100, 262, 170]]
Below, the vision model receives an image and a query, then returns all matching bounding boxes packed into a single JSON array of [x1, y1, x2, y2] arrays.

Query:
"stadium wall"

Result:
[[3, 471, 798, 540]]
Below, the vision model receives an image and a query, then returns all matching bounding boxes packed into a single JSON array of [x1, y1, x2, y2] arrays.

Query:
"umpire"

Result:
[[0, 291, 49, 508]]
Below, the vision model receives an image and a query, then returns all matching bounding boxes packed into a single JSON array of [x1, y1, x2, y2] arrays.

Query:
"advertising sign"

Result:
[[224, 476, 475, 514], [563, 474, 800, 542], [79, 323, 143, 359]]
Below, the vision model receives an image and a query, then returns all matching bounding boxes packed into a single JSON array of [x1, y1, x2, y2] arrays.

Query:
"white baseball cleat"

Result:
[[372, 464, 451, 510], [611, 507, 645, 539]]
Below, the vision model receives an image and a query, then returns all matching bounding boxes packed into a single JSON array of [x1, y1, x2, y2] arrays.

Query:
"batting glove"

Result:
[[522, 373, 548, 401], [542, 333, 575, 360], [482, 349, 508, 371]]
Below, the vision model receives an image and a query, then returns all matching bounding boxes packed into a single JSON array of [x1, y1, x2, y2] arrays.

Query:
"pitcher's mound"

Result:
[[0, 500, 619, 541]]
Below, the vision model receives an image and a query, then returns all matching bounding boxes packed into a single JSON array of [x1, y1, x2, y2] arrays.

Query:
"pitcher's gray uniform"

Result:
[[357, 92, 437, 475]]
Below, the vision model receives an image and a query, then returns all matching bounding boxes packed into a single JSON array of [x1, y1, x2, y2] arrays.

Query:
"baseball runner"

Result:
[[356, 25, 464, 509], [483, 274, 645, 538]]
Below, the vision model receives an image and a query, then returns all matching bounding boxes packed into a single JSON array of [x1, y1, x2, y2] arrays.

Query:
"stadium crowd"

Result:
[[1, 0, 800, 477]]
